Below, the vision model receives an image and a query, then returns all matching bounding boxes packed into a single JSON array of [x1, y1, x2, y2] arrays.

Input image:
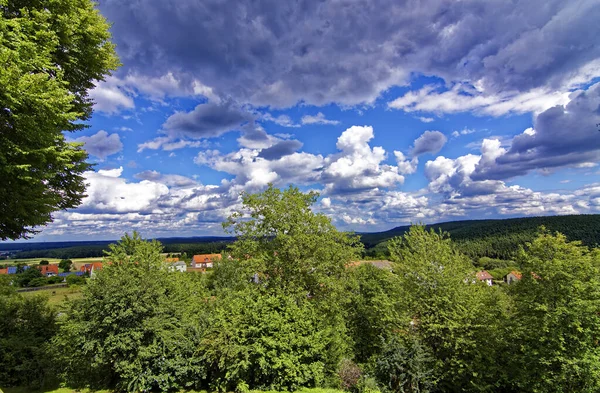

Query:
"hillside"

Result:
[[361, 214, 600, 260]]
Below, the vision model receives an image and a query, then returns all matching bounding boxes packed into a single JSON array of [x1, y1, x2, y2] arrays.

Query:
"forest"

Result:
[[2, 186, 600, 393], [6, 214, 600, 263]]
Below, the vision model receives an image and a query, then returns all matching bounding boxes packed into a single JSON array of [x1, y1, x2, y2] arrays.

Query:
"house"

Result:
[[165, 257, 180, 263], [38, 264, 59, 277], [191, 254, 221, 269], [168, 261, 187, 273], [504, 270, 522, 284], [475, 270, 494, 286], [80, 262, 103, 276]]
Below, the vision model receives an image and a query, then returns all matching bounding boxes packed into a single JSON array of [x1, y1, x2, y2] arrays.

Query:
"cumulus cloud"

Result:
[[89, 78, 135, 114], [471, 83, 600, 180], [321, 126, 405, 194], [193, 125, 406, 195], [78, 168, 169, 213], [411, 130, 447, 156], [75, 130, 123, 160], [301, 112, 340, 125]]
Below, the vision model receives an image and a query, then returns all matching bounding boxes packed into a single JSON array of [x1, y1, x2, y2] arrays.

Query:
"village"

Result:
[[0, 253, 527, 290]]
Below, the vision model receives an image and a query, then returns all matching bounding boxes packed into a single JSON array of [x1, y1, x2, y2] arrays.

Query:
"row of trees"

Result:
[[3, 186, 600, 392]]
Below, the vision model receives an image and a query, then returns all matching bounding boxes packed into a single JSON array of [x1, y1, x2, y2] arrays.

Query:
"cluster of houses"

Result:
[[0, 264, 87, 278], [475, 270, 525, 286], [2, 256, 528, 290], [165, 254, 223, 272]]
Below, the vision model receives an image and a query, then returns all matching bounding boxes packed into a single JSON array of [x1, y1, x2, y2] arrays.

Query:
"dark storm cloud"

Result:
[[411, 130, 447, 156], [257, 140, 303, 160], [473, 82, 600, 180], [162, 101, 251, 139], [75, 130, 123, 160], [97, 0, 600, 107]]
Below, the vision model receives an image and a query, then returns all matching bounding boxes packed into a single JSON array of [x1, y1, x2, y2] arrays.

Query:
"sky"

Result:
[[26, 0, 600, 240]]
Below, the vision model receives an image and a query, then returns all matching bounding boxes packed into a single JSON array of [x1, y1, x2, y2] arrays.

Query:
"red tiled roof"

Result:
[[38, 265, 59, 275], [165, 257, 180, 263], [80, 262, 103, 273], [508, 270, 522, 280], [192, 254, 222, 263], [476, 270, 493, 281], [0, 268, 7, 275]]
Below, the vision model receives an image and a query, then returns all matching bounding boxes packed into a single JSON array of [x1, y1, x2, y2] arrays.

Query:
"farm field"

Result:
[[0, 256, 103, 267], [20, 286, 83, 306]]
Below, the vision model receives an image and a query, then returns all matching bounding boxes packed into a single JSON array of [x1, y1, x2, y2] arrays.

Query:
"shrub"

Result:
[[28, 277, 48, 287], [66, 275, 86, 286], [375, 334, 435, 393], [338, 359, 362, 391]]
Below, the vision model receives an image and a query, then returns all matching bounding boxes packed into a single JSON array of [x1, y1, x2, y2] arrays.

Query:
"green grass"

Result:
[[20, 286, 83, 305]]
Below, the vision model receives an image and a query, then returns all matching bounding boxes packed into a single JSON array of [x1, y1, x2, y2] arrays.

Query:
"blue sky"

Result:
[[26, 0, 600, 240]]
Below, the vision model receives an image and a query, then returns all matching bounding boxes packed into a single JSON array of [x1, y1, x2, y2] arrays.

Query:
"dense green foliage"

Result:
[[0, 0, 120, 240], [0, 281, 57, 388], [3, 187, 600, 393]]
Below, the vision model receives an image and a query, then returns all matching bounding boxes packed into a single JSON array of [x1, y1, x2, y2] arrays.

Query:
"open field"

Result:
[[0, 256, 104, 266], [20, 286, 83, 305]]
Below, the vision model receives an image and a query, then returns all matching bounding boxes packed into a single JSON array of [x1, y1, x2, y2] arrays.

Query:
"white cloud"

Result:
[[262, 113, 300, 128], [388, 83, 571, 117], [301, 112, 340, 125], [451, 128, 476, 138], [394, 151, 418, 175], [321, 126, 405, 194], [417, 116, 435, 123], [89, 78, 135, 114]]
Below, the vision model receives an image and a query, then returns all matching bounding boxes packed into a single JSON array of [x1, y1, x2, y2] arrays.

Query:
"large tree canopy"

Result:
[[0, 0, 119, 240]]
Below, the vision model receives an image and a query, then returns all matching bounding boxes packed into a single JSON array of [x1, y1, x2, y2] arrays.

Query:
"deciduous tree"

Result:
[[0, 0, 119, 240]]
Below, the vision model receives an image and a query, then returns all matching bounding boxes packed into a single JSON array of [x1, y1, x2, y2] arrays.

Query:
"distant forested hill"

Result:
[[361, 214, 600, 260], [1, 237, 235, 259], [4, 215, 599, 261]]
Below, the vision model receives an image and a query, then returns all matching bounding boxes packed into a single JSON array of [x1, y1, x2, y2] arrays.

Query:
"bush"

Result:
[[47, 276, 63, 285], [66, 275, 86, 286], [375, 334, 435, 393], [478, 257, 513, 270], [338, 359, 362, 391], [28, 277, 48, 287], [39, 260, 49, 265], [0, 291, 57, 388]]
